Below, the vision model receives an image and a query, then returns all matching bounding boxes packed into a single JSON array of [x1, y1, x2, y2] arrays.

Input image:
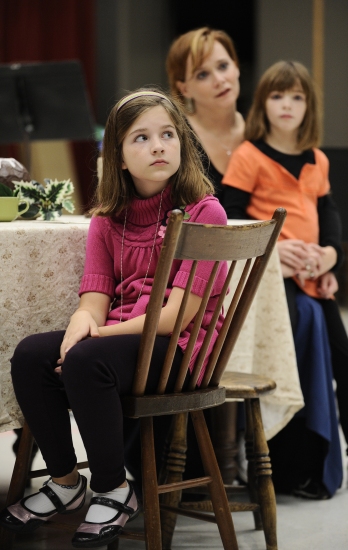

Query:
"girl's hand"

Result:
[[55, 292, 110, 374], [55, 311, 100, 374], [317, 272, 339, 299]]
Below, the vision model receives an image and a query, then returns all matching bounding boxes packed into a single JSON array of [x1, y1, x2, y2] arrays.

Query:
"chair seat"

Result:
[[122, 386, 226, 418], [220, 371, 276, 398]]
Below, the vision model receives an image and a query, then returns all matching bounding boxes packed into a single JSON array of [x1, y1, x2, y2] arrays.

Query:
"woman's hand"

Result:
[[317, 272, 339, 299], [277, 240, 312, 272], [280, 262, 299, 278], [296, 245, 337, 286]]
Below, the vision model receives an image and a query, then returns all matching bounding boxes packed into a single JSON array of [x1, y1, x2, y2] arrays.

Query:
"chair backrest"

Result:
[[132, 208, 286, 397]]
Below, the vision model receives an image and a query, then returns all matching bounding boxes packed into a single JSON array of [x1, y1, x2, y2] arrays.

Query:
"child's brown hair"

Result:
[[91, 88, 214, 217], [245, 60, 321, 150]]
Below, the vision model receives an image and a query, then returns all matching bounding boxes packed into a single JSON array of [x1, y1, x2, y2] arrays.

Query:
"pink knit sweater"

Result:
[[79, 185, 227, 385]]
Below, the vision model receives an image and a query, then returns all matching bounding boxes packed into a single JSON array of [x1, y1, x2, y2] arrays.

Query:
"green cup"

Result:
[[0, 197, 30, 222]]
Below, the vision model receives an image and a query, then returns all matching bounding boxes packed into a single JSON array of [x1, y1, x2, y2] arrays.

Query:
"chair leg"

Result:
[[245, 400, 263, 530], [0, 421, 35, 550], [140, 416, 162, 550], [210, 402, 238, 484], [249, 398, 277, 550], [190, 410, 239, 550], [160, 412, 188, 550]]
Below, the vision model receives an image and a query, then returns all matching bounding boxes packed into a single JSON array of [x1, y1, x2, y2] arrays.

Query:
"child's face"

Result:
[[122, 105, 181, 198], [265, 84, 307, 136]]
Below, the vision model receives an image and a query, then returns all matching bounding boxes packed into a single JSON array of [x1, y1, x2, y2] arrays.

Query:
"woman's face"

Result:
[[177, 40, 240, 112]]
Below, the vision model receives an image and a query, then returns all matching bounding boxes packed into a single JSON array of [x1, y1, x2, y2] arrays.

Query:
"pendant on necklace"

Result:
[[226, 150, 232, 156]]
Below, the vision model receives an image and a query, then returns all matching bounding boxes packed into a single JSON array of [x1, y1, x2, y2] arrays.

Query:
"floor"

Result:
[[1, 419, 348, 549], [1, 311, 348, 549]]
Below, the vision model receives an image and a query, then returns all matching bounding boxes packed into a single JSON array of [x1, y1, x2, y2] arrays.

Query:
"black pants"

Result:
[[10, 331, 183, 493], [285, 278, 348, 442]]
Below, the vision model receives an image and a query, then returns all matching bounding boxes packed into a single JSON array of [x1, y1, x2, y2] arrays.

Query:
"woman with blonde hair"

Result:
[[166, 27, 244, 211]]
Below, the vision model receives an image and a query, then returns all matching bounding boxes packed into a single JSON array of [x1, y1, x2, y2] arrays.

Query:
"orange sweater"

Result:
[[223, 141, 330, 298]]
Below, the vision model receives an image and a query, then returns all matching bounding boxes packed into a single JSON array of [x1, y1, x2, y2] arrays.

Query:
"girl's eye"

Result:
[[293, 94, 305, 101], [163, 131, 173, 139], [135, 134, 147, 142], [218, 62, 229, 71], [269, 92, 282, 100], [196, 70, 208, 80]]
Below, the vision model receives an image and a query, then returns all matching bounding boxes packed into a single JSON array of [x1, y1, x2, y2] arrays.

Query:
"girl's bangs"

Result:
[[266, 65, 308, 95]]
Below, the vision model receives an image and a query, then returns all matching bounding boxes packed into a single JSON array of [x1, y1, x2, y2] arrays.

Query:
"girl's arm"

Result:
[[97, 287, 202, 338], [222, 186, 251, 219], [317, 271, 339, 298], [318, 193, 344, 271]]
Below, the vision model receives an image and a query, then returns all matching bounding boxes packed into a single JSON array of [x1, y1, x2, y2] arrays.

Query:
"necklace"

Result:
[[207, 127, 235, 156], [119, 188, 164, 322], [218, 131, 235, 156], [222, 144, 232, 156]]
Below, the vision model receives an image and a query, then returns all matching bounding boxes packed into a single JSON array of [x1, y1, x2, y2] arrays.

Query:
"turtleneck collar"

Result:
[[126, 184, 173, 225]]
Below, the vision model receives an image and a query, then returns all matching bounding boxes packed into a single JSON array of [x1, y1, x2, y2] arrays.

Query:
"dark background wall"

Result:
[[2, 0, 348, 246], [95, 0, 255, 124], [168, 0, 255, 118]]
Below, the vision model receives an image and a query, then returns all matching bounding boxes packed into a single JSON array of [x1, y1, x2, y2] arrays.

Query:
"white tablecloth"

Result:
[[0, 216, 304, 438]]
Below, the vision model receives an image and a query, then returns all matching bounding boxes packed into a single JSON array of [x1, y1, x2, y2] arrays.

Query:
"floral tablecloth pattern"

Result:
[[224, 249, 304, 439], [0, 217, 303, 439], [0, 217, 89, 432]]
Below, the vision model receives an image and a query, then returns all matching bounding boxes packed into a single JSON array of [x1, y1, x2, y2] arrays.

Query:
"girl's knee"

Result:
[[62, 340, 115, 392], [11, 331, 63, 378], [11, 334, 45, 367], [61, 341, 99, 384]]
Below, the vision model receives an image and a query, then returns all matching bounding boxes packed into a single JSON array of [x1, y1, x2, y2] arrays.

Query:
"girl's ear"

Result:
[[176, 80, 190, 99], [121, 160, 127, 170]]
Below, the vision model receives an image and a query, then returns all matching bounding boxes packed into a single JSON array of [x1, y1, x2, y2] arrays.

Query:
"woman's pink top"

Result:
[[79, 185, 227, 385]]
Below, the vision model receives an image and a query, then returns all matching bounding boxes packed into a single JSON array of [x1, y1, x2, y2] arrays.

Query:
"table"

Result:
[[0, 216, 90, 433], [0, 216, 304, 439]]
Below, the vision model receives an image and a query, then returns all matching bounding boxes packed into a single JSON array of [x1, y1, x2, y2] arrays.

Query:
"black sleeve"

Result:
[[318, 193, 344, 271], [221, 185, 251, 219]]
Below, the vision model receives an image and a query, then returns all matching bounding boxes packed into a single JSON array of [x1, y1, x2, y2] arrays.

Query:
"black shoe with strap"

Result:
[[72, 481, 140, 549], [0, 475, 87, 533]]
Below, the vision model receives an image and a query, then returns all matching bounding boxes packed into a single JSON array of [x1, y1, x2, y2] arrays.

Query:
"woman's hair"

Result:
[[245, 60, 321, 150], [166, 27, 239, 108], [91, 88, 214, 217]]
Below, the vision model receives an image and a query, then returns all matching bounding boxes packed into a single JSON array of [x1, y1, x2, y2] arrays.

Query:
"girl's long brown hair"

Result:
[[91, 88, 214, 217], [245, 61, 321, 150]]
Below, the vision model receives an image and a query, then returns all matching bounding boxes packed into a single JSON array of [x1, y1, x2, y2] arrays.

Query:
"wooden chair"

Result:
[[162, 373, 278, 550], [0, 207, 286, 550]]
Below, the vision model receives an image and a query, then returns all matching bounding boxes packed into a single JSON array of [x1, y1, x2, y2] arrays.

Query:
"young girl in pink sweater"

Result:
[[0, 90, 227, 548]]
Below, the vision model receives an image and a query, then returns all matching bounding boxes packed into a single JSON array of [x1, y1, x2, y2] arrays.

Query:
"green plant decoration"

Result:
[[0, 182, 14, 197], [13, 179, 75, 221]]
